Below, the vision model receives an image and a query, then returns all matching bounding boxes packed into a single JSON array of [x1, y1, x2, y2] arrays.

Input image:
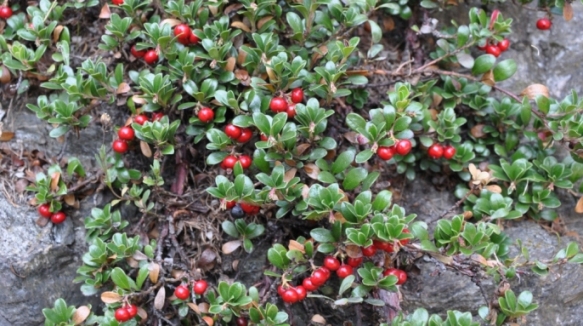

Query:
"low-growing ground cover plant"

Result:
[[2, 0, 583, 324]]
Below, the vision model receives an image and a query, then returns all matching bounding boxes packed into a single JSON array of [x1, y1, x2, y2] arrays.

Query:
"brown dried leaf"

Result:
[[140, 141, 152, 158], [202, 316, 214, 326], [237, 47, 248, 66], [132, 95, 147, 105], [311, 45, 328, 63], [311, 314, 326, 324], [50, 172, 61, 192], [470, 124, 486, 138], [222, 240, 242, 254], [468, 163, 480, 180], [235, 69, 250, 86], [154, 287, 166, 310], [0, 65, 12, 84], [224, 3, 244, 15], [187, 302, 201, 314], [575, 197, 583, 213], [301, 185, 310, 200], [225, 57, 236, 72], [382, 16, 395, 32], [149, 262, 160, 283], [133, 251, 148, 261], [231, 21, 251, 33], [64, 194, 75, 206], [198, 248, 218, 270], [0, 131, 14, 141], [294, 143, 311, 156], [485, 185, 502, 194], [15, 179, 28, 194], [160, 18, 183, 27], [284, 168, 297, 183], [257, 16, 273, 29], [126, 257, 139, 268], [137, 306, 148, 320], [345, 244, 362, 258], [481, 70, 495, 87], [52, 25, 64, 43], [198, 302, 209, 313], [36, 216, 50, 227], [288, 240, 305, 253], [101, 291, 122, 303], [266, 65, 276, 83], [428, 251, 453, 264], [564, 2, 573, 22], [520, 84, 549, 100], [303, 164, 320, 180], [116, 82, 131, 94], [99, 4, 111, 19], [72, 306, 91, 325]]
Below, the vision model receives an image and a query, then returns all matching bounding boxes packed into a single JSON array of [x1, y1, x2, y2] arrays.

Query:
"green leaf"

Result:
[[493, 59, 517, 82], [339, 275, 355, 295], [343, 168, 367, 190], [368, 20, 382, 43], [331, 148, 356, 174], [49, 126, 69, 138], [111, 267, 132, 290], [310, 228, 335, 242], [471, 54, 496, 75], [222, 220, 240, 238]]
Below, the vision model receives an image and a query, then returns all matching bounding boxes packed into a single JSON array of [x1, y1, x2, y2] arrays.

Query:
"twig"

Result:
[[429, 185, 475, 223], [65, 172, 103, 195], [167, 215, 190, 265]]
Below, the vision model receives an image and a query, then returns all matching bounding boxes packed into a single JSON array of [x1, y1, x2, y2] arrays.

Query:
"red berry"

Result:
[[485, 44, 501, 57], [236, 128, 253, 143], [281, 289, 299, 303], [235, 317, 248, 326], [112, 139, 128, 154], [277, 285, 286, 297], [189, 33, 200, 45], [536, 18, 551, 30], [144, 49, 159, 64], [240, 202, 260, 215], [497, 39, 510, 52], [174, 24, 192, 45], [220, 155, 238, 170], [302, 278, 318, 291], [395, 139, 412, 156], [346, 257, 363, 268], [377, 146, 396, 161], [336, 265, 353, 278], [0, 6, 13, 19], [323, 256, 341, 271], [225, 200, 236, 209], [260, 133, 268, 141], [134, 114, 148, 125], [427, 143, 444, 159], [294, 285, 307, 301], [383, 268, 407, 285], [125, 304, 138, 318], [114, 308, 130, 322], [290, 88, 304, 104], [38, 204, 52, 218], [198, 107, 214, 123], [174, 285, 190, 300], [443, 145, 456, 160], [151, 112, 164, 121], [131, 45, 146, 58], [317, 267, 331, 280], [239, 155, 252, 169], [310, 270, 328, 286], [362, 245, 376, 257], [270, 97, 288, 113], [118, 126, 135, 141], [112, 0, 123, 4], [286, 104, 297, 119], [50, 212, 66, 224], [193, 280, 208, 295], [373, 240, 394, 253], [399, 229, 411, 246], [225, 124, 242, 140]]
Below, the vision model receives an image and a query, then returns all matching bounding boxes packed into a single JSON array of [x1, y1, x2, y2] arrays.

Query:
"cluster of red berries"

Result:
[[377, 139, 412, 161], [112, 125, 136, 154], [224, 200, 260, 215], [220, 154, 252, 170], [173, 23, 200, 46], [174, 280, 209, 301], [269, 88, 304, 118], [427, 143, 456, 160], [477, 39, 510, 58], [114, 304, 138, 323], [0, 5, 12, 19], [197, 107, 214, 123], [38, 203, 66, 224], [536, 17, 551, 30], [224, 124, 253, 143], [130, 45, 159, 65]]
